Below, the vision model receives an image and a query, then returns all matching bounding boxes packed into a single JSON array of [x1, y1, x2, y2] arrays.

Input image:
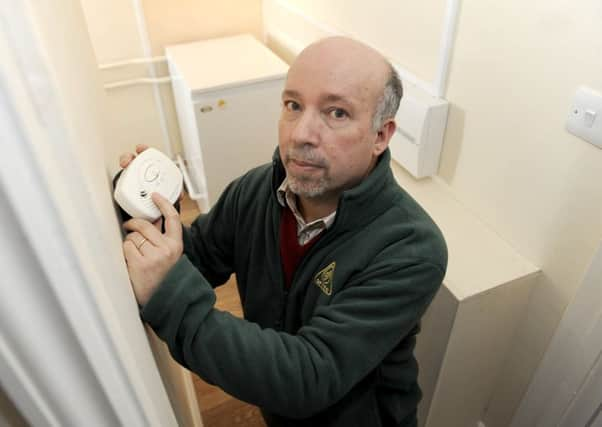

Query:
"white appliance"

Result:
[[166, 34, 289, 211]]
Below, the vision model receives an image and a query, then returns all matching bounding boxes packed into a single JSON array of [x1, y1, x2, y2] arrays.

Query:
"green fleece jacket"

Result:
[[141, 149, 447, 427]]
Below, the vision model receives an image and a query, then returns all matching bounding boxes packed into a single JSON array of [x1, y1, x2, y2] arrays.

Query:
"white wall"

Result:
[[280, 0, 446, 83], [79, 0, 175, 173], [142, 0, 263, 55], [263, 0, 602, 425]]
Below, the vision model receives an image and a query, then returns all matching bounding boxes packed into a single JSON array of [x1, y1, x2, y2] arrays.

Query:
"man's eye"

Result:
[[328, 108, 348, 119], [284, 100, 301, 111]]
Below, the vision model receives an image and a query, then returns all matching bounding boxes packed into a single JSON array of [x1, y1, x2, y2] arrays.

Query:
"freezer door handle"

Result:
[[175, 154, 210, 212]]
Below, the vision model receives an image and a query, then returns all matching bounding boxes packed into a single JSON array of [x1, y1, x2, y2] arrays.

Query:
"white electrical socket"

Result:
[[114, 148, 183, 221], [566, 86, 602, 149]]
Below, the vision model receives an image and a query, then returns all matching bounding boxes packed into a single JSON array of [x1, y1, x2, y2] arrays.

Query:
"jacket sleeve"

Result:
[[179, 179, 239, 287], [141, 251, 445, 418]]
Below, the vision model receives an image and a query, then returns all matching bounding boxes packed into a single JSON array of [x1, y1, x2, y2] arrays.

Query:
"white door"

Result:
[[511, 242, 602, 427], [0, 1, 179, 425], [557, 259, 602, 427], [559, 352, 602, 427]]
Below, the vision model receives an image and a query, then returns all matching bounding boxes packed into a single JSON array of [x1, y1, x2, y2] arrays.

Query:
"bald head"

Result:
[[290, 37, 402, 131], [299, 37, 390, 76]]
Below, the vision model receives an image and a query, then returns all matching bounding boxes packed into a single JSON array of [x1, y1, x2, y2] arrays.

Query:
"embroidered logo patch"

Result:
[[314, 262, 335, 296]]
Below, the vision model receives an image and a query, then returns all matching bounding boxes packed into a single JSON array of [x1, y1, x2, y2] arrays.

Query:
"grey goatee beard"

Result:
[[285, 145, 331, 198]]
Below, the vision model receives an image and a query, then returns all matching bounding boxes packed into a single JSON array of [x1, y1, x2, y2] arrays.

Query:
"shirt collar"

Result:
[[277, 177, 337, 231]]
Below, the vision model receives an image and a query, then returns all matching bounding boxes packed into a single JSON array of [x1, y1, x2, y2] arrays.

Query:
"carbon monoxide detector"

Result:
[[113, 148, 183, 222]]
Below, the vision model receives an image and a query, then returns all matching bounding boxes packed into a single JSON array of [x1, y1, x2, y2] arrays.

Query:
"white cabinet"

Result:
[[390, 164, 540, 427], [167, 35, 289, 210]]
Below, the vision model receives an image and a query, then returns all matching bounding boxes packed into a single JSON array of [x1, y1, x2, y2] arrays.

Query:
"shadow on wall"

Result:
[[438, 104, 466, 183]]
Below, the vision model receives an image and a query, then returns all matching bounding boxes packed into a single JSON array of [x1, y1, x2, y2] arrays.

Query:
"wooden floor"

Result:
[[180, 193, 267, 427]]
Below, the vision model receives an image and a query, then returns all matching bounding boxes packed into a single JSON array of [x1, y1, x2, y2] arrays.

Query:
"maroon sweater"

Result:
[[279, 207, 321, 289]]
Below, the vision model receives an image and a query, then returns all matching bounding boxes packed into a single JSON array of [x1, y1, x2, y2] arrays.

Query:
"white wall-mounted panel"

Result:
[[389, 82, 449, 178]]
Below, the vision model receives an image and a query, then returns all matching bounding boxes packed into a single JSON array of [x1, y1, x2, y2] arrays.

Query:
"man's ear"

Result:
[[373, 120, 396, 156]]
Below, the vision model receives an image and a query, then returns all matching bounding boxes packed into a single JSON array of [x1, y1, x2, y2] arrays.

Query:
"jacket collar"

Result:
[[271, 148, 398, 232]]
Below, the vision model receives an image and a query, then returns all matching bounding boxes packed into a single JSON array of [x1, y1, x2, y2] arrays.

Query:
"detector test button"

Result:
[[144, 163, 160, 182]]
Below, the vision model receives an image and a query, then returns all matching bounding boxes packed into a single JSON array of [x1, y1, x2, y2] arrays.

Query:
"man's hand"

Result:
[[122, 192, 183, 306]]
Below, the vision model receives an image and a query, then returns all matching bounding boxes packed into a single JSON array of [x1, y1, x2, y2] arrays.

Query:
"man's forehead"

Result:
[[285, 40, 388, 106], [284, 66, 376, 107], [282, 87, 362, 106]]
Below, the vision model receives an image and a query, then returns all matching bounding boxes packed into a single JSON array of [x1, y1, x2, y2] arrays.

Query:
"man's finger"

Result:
[[123, 240, 143, 264], [124, 231, 143, 245], [124, 231, 154, 250], [123, 218, 164, 246], [135, 144, 149, 154], [119, 153, 135, 168], [151, 193, 182, 240]]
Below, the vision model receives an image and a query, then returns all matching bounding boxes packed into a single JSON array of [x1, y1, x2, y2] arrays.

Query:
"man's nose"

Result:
[[291, 109, 321, 145]]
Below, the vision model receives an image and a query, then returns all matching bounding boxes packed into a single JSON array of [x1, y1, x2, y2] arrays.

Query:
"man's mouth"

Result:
[[287, 158, 327, 174], [290, 158, 322, 168]]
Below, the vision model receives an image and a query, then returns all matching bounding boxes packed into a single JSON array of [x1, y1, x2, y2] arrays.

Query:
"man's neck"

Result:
[[297, 193, 339, 223]]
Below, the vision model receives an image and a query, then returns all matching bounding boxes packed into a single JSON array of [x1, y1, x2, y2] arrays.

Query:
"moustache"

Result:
[[285, 146, 328, 168]]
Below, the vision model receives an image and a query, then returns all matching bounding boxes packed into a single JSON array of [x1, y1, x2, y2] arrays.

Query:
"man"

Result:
[[121, 37, 447, 427]]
